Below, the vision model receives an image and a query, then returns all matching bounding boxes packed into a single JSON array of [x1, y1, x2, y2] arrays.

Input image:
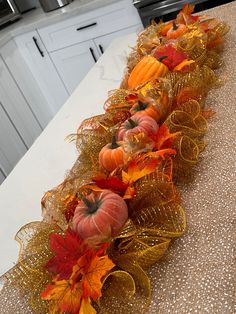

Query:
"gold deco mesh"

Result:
[[0, 10, 229, 314]]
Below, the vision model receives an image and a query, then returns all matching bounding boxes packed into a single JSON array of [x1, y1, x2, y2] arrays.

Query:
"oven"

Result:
[[133, 0, 235, 27], [0, 0, 20, 27]]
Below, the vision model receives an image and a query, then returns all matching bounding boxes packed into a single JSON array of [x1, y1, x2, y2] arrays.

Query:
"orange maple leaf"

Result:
[[42, 243, 114, 314], [122, 158, 158, 184], [41, 277, 83, 314], [78, 252, 115, 300], [151, 124, 180, 150]]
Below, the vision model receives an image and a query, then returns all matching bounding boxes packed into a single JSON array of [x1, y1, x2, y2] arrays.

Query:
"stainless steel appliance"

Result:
[[14, 0, 39, 13], [0, 0, 20, 26], [39, 0, 69, 12], [133, 0, 234, 27]]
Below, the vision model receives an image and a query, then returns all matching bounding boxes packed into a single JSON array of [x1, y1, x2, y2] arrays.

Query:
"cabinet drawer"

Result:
[[38, 1, 141, 52]]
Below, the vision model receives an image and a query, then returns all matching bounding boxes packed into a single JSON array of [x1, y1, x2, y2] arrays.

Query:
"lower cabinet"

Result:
[[0, 168, 5, 185], [51, 40, 99, 95], [50, 24, 143, 95], [0, 102, 27, 178], [0, 56, 42, 148], [93, 24, 142, 54], [12, 31, 69, 128]]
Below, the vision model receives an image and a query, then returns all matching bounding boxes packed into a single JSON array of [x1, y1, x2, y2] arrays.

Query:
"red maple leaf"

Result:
[[153, 45, 188, 71], [46, 229, 89, 280], [93, 175, 129, 197]]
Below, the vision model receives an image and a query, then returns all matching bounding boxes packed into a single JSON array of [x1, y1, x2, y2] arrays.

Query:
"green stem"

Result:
[[158, 56, 168, 62], [83, 197, 99, 214], [172, 21, 178, 30], [128, 118, 137, 128], [138, 100, 148, 110], [110, 136, 119, 149]]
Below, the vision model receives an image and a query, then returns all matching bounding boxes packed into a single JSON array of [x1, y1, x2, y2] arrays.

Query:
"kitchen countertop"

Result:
[[0, 1, 236, 313], [0, 0, 119, 46]]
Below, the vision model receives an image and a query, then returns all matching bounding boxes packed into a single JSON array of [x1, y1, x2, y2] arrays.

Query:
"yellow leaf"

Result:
[[79, 298, 96, 314], [122, 159, 158, 184], [173, 60, 195, 71]]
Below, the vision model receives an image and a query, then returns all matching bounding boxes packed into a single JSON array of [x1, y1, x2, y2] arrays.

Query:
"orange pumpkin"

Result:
[[99, 137, 125, 172], [128, 55, 168, 90], [72, 190, 128, 240], [130, 99, 160, 121], [159, 21, 173, 36], [117, 113, 158, 141], [167, 22, 187, 39]]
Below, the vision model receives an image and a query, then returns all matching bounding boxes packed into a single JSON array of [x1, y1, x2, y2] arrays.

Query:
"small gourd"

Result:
[[167, 22, 187, 39], [72, 190, 128, 240], [99, 137, 125, 172]]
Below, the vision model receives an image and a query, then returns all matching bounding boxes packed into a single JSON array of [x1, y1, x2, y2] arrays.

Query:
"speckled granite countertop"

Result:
[[0, 1, 235, 313], [146, 2, 236, 313], [0, 0, 118, 46]]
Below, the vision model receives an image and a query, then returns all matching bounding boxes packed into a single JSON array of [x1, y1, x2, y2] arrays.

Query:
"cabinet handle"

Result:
[[33, 36, 44, 57], [76, 22, 97, 31], [99, 44, 104, 54], [89, 47, 97, 63]]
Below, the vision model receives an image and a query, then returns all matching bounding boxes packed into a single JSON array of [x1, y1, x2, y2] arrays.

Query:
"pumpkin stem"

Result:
[[158, 56, 168, 62], [82, 197, 100, 214], [128, 118, 137, 128], [138, 100, 148, 110], [172, 21, 178, 30], [110, 136, 119, 149]]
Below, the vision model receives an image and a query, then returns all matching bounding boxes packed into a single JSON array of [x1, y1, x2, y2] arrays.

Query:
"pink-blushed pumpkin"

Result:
[[117, 112, 158, 141], [72, 190, 128, 240], [99, 137, 125, 172]]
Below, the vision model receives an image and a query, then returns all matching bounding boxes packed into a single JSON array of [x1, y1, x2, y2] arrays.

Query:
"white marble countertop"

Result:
[[0, 0, 118, 46], [0, 32, 136, 276]]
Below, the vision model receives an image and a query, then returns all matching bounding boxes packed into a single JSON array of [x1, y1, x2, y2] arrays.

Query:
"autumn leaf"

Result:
[[176, 4, 200, 25], [122, 158, 158, 184], [80, 298, 96, 314], [153, 45, 189, 71], [77, 252, 115, 300], [151, 124, 180, 150], [46, 229, 89, 280], [41, 277, 83, 314], [93, 176, 129, 196]]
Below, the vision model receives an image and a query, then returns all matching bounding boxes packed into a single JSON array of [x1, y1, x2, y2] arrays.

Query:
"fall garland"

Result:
[[0, 4, 229, 314]]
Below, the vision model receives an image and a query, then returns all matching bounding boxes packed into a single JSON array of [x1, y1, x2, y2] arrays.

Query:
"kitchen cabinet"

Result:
[[0, 167, 6, 185], [93, 25, 142, 54], [51, 40, 99, 94], [0, 103, 27, 177], [51, 25, 142, 94], [0, 56, 41, 148], [12, 31, 69, 127]]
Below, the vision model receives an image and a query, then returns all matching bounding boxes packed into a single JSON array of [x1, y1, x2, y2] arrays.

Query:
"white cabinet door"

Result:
[[1, 40, 53, 129], [0, 56, 41, 148], [0, 102, 27, 176], [13, 31, 69, 127], [51, 40, 99, 95], [0, 167, 6, 185], [94, 24, 143, 55]]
